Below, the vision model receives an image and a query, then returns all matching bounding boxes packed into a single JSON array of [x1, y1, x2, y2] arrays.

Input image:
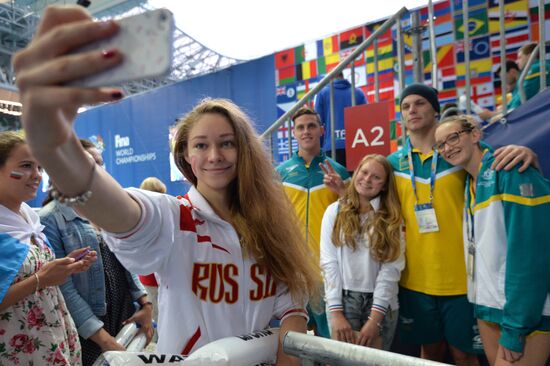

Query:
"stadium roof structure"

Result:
[[1, 0, 242, 95]]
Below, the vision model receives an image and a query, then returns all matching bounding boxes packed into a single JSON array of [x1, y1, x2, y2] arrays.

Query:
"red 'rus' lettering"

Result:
[[191, 263, 210, 301], [224, 264, 239, 304], [192, 263, 239, 304]]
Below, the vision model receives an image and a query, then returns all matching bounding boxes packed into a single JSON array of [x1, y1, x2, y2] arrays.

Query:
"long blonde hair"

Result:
[[173, 99, 321, 303], [331, 154, 402, 262]]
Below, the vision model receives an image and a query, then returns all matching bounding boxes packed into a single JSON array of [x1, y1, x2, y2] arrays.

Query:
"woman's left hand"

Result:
[[356, 319, 381, 347], [123, 303, 154, 345], [497, 344, 523, 363]]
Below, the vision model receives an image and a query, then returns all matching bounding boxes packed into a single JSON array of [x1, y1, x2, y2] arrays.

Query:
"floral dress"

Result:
[[0, 236, 82, 366]]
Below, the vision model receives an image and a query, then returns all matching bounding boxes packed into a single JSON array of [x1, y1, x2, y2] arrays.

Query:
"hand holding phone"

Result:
[[69, 8, 174, 87], [73, 248, 92, 262]]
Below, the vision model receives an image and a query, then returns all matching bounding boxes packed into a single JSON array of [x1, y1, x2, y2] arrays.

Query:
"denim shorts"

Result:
[[328, 290, 398, 350]]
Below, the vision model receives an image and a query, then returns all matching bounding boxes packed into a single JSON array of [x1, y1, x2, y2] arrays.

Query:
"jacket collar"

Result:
[[54, 201, 82, 222], [184, 186, 229, 225]]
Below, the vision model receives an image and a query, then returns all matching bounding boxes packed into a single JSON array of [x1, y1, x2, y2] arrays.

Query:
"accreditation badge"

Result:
[[414, 203, 440, 233], [467, 242, 475, 281]]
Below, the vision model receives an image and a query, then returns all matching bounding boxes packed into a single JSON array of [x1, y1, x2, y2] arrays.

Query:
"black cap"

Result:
[[400, 83, 440, 113]]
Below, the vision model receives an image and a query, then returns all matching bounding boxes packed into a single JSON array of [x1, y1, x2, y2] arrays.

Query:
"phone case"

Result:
[[69, 8, 174, 87]]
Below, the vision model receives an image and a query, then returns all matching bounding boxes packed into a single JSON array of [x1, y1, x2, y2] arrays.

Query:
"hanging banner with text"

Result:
[[344, 101, 391, 171]]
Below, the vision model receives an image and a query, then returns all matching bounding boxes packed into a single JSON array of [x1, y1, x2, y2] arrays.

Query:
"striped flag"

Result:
[[453, 0, 490, 11], [294, 45, 305, 65], [301, 60, 318, 80], [317, 53, 340, 75], [489, 0, 529, 32], [304, 40, 323, 61], [420, 0, 452, 24], [490, 25, 530, 57], [277, 65, 296, 85], [339, 26, 364, 50], [323, 35, 339, 55]]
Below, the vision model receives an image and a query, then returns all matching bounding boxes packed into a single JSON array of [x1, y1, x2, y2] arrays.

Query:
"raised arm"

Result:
[[13, 6, 140, 233]]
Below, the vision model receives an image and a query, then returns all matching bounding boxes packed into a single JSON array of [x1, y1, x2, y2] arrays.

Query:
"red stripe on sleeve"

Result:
[[181, 326, 201, 356]]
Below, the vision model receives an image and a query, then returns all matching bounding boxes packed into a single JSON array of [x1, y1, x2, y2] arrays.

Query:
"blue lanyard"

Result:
[[407, 140, 438, 204]]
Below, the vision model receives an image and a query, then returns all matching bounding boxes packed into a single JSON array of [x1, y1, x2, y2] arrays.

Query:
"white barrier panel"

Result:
[[104, 352, 185, 365], [92, 323, 140, 366], [127, 332, 148, 352], [183, 328, 279, 366]]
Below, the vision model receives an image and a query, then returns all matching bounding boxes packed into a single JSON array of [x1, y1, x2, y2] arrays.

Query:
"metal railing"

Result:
[[263, 0, 547, 162], [261, 6, 408, 159], [283, 332, 452, 366], [518, 41, 549, 103]]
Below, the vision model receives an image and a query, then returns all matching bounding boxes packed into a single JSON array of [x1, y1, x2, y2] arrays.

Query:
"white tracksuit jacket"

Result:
[[104, 187, 307, 356], [320, 197, 405, 315]]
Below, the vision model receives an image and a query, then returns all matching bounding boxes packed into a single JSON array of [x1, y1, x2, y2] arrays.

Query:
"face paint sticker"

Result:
[[10, 171, 24, 180]]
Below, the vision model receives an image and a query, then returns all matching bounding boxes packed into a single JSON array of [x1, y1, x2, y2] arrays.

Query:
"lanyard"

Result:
[[465, 178, 476, 244], [407, 140, 438, 204], [464, 149, 491, 245]]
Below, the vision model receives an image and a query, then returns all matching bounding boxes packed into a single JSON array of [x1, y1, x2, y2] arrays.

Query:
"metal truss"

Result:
[[1, 0, 241, 96]]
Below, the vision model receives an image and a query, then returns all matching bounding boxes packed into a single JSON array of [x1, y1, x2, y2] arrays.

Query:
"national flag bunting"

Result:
[[489, 25, 530, 57], [339, 26, 365, 50], [294, 45, 305, 65], [317, 53, 340, 75], [301, 60, 318, 80], [323, 35, 339, 55], [489, 0, 529, 32], [455, 8, 489, 39], [304, 40, 323, 61], [277, 65, 296, 85], [340, 48, 365, 67], [275, 48, 295, 70]]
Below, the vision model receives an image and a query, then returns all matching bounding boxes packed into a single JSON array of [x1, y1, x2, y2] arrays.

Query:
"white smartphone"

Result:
[[69, 8, 174, 87]]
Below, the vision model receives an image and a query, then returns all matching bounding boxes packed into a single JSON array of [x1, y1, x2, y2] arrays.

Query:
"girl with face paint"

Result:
[[12, 6, 320, 361], [0, 131, 97, 365]]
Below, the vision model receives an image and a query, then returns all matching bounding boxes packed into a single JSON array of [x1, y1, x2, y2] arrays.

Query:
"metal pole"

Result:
[[539, 0, 546, 90], [396, 17, 407, 148], [286, 118, 293, 157], [283, 332, 452, 366], [428, 0, 438, 89], [374, 38, 380, 102], [351, 62, 357, 106], [411, 11, 423, 83], [329, 80, 336, 158], [261, 7, 409, 138], [499, 0, 507, 116], [463, 0, 471, 115], [518, 44, 541, 103]]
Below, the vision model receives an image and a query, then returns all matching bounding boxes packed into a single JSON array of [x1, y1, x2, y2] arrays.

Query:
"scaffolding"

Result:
[[0, 0, 241, 96]]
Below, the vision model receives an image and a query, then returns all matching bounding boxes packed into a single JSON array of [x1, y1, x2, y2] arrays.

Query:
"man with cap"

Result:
[[387, 83, 538, 365]]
